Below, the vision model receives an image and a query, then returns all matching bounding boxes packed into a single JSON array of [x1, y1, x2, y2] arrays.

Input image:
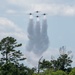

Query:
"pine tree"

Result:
[[0, 36, 26, 64]]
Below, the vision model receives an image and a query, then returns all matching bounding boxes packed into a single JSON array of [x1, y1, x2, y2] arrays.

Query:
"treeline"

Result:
[[0, 37, 75, 75]]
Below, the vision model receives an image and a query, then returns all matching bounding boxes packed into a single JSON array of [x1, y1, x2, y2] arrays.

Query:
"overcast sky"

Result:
[[0, 0, 75, 67]]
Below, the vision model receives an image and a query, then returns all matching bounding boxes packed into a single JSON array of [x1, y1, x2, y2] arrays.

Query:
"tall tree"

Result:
[[0, 37, 27, 75], [0, 36, 26, 64], [51, 46, 72, 72], [39, 46, 72, 72], [40, 59, 52, 70]]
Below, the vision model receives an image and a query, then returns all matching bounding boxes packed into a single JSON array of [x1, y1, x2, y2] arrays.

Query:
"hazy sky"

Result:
[[0, 0, 75, 67]]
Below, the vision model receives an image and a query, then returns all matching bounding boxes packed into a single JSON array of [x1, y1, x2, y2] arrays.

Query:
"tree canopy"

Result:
[[0, 37, 31, 75], [0, 37, 74, 75]]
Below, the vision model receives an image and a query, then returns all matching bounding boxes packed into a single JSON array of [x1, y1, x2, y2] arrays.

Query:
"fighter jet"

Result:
[[29, 13, 32, 15], [36, 11, 39, 13], [43, 13, 46, 15], [36, 16, 39, 17]]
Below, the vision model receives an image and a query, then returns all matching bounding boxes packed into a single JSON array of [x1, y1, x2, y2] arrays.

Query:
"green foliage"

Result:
[[39, 46, 72, 75], [55, 70, 67, 75], [40, 59, 52, 70], [51, 54, 72, 71], [51, 46, 72, 72], [39, 53, 72, 72], [33, 70, 67, 75], [0, 37, 26, 64], [0, 37, 74, 75], [0, 37, 27, 75], [69, 68, 75, 75], [0, 63, 34, 75], [0, 63, 17, 75], [57, 54, 72, 70]]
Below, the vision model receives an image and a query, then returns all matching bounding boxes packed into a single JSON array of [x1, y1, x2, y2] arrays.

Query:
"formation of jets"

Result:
[[29, 11, 46, 16]]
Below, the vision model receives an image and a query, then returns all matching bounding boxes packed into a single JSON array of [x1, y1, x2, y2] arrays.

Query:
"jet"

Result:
[[36, 11, 39, 13], [43, 13, 46, 15], [36, 16, 39, 17], [29, 13, 32, 15]]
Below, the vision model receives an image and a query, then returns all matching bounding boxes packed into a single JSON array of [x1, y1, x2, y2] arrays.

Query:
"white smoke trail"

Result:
[[34, 16, 42, 54], [27, 13, 35, 51], [27, 13, 49, 55], [41, 14, 49, 53]]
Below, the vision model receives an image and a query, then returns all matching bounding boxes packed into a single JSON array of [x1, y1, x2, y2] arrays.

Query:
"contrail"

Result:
[[27, 13, 49, 55], [40, 14, 49, 53], [34, 16, 42, 54], [26, 13, 35, 51]]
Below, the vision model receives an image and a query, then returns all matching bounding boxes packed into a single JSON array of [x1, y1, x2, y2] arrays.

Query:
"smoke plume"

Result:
[[40, 15, 49, 53], [27, 14, 35, 51], [26, 13, 49, 55]]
